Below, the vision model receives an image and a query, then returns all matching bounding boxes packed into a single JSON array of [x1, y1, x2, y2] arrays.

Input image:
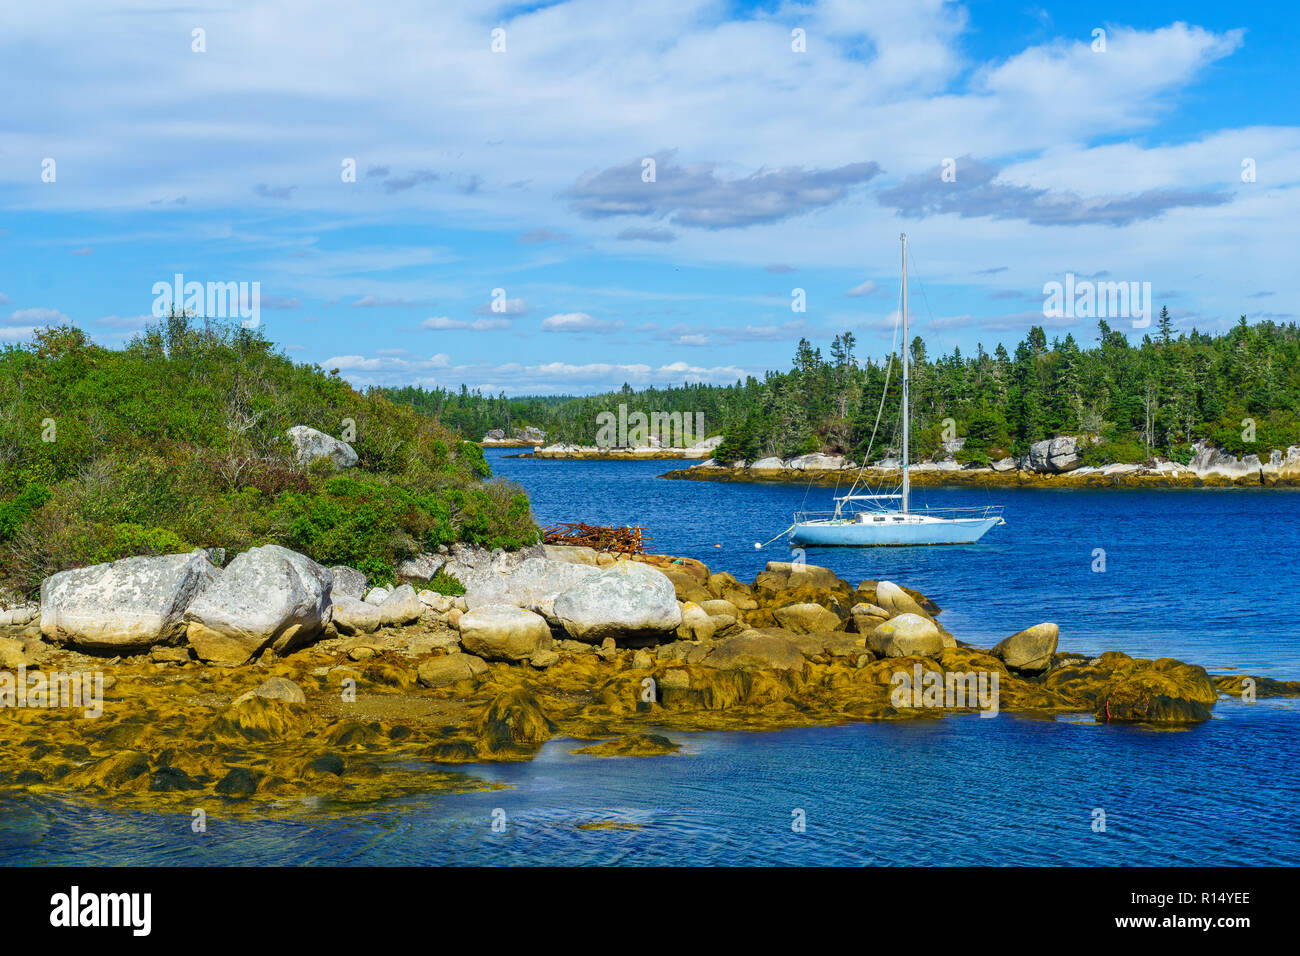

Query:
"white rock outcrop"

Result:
[[183, 545, 333, 665], [40, 550, 219, 652], [551, 560, 682, 643], [286, 425, 358, 469]]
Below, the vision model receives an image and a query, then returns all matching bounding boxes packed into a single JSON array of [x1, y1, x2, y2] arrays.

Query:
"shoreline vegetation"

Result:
[[401, 318, 1300, 485], [4, 543, 1297, 820]]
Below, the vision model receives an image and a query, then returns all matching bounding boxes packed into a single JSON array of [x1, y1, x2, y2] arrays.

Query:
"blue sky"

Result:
[[1, 1, 1296, 394]]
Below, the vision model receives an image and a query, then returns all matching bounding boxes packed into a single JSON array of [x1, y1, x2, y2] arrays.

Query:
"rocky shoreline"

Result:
[[514, 435, 723, 460], [662, 438, 1300, 489], [2, 543, 1297, 819]]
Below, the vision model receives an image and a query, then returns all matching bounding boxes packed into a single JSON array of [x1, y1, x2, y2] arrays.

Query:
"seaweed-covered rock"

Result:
[[417, 653, 489, 687], [475, 689, 556, 757], [773, 602, 842, 634], [572, 734, 680, 757], [703, 630, 806, 671]]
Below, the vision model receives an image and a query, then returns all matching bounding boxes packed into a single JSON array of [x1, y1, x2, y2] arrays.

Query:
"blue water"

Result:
[[494, 453, 1300, 679], [3, 452, 1298, 865]]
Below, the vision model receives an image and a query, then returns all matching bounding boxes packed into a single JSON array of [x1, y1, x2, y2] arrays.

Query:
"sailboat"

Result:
[[789, 234, 1004, 547]]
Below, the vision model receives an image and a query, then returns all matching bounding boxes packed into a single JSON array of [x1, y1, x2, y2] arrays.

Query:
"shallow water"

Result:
[[2, 453, 1297, 866]]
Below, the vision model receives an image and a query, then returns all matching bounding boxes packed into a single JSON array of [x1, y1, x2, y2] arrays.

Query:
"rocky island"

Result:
[[3, 540, 1295, 820], [664, 436, 1300, 488]]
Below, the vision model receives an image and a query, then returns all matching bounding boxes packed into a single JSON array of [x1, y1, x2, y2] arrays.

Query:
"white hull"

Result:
[[790, 512, 1001, 546]]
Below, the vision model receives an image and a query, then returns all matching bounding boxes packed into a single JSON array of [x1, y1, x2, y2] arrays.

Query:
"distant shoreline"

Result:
[[659, 463, 1300, 489], [506, 447, 712, 460]]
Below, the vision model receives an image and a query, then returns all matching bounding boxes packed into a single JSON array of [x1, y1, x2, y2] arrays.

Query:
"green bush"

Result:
[[0, 317, 540, 595], [421, 569, 466, 596], [0, 484, 50, 542], [1078, 440, 1149, 466]]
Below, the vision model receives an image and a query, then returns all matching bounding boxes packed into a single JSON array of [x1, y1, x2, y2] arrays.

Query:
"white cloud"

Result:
[[8, 307, 69, 325], [540, 312, 624, 333]]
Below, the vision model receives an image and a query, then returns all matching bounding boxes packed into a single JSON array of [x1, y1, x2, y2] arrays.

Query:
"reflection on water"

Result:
[[4, 700, 1297, 866]]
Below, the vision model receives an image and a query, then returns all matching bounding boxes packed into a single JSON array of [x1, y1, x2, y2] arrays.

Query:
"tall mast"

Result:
[[900, 232, 909, 513]]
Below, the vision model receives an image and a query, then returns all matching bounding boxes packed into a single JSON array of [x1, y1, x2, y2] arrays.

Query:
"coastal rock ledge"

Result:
[[6, 546, 1299, 818]]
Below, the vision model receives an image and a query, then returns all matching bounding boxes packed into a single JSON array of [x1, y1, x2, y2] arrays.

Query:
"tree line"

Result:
[[386, 313, 1300, 467]]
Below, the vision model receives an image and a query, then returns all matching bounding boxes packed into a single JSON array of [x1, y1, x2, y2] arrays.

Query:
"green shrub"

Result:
[[421, 569, 466, 596], [1078, 440, 1149, 466], [0, 484, 50, 542], [0, 317, 540, 595]]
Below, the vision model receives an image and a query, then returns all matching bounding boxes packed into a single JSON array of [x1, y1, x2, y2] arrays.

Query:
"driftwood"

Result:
[[541, 522, 652, 554]]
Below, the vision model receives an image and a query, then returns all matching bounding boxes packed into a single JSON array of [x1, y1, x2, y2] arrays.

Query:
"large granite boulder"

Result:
[[762, 560, 843, 591], [458, 604, 552, 661], [1024, 436, 1080, 473], [551, 560, 682, 643], [442, 549, 598, 613], [867, 613, 944, 658], [703, 630, 806, 671], [850, 602, 890, 634], [992, 623, 1059, 672], [676, 602, 718, 642], [286, 425, 358, 469], [183, 545, 333, 665], [40, 550, 219, 652]]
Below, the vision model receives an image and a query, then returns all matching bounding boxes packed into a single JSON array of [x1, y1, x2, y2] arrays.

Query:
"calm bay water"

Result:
[[3, 451, 1297, 866], [493, 452, 1300, 679]]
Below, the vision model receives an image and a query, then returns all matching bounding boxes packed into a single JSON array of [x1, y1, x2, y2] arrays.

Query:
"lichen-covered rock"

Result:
[[394, 552, 446, 581], [867, 613, 944, 658], [458, 604, 553, 661], [183, 545, 332, 665], [552, 561, 681, 643], [286, 425, 358, 469], [992, 623, 1059, 672], [1024, 436, 1080, 473], [40, 550, 219, 652]]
